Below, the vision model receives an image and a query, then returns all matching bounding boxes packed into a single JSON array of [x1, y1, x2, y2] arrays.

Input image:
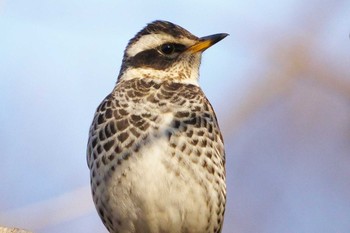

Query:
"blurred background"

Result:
[[1, 0, 350, 232]]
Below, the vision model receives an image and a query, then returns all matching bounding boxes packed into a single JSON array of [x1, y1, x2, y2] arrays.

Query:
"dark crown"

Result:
[[127, 20, 198, 48]]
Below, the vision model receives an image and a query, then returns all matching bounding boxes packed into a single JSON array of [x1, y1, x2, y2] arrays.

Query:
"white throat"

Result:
[[119, 61, 201, 86]]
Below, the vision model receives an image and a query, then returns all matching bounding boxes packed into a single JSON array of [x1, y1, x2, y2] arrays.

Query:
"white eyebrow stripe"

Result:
[[126, 34, 196, 57]]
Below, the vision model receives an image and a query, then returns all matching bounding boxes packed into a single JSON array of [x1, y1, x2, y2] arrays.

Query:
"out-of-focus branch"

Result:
[[0, 227, 32, 233]]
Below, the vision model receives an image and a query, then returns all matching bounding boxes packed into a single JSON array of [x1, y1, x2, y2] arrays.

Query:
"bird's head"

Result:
[[118, 20, 228, 85]]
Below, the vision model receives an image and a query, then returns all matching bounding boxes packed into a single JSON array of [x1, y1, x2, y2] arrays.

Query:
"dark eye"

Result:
[[160, 44, 175, 55]]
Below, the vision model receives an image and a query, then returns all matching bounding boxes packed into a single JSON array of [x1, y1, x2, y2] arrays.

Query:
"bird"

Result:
[[87, 20, 228, 233]]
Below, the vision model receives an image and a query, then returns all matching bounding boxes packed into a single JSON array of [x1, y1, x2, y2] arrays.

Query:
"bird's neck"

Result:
[[117, 67, 200, 86]]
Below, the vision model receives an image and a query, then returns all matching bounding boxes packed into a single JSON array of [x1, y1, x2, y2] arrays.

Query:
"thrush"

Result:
[[87, 20, 227, 233]]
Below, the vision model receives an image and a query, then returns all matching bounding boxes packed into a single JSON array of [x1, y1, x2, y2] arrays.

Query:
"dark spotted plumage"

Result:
[[87, 20, 227, 233]]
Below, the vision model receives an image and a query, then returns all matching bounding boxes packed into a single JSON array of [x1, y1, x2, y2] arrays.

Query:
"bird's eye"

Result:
[[160, 44, 175, 55]]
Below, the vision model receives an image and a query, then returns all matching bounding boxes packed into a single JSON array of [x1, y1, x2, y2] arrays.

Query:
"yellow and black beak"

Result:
[[187, 33, 229, 53]]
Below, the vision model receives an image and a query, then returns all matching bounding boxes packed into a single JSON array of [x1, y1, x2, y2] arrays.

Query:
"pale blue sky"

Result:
[[1, 1, 350, 233]]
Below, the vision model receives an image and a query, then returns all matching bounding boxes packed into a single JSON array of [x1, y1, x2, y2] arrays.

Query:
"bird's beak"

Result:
[[187, 33, 229, 53]]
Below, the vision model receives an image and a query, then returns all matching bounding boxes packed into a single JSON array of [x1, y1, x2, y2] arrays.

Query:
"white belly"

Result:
[[105, 134, 210, 233]]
